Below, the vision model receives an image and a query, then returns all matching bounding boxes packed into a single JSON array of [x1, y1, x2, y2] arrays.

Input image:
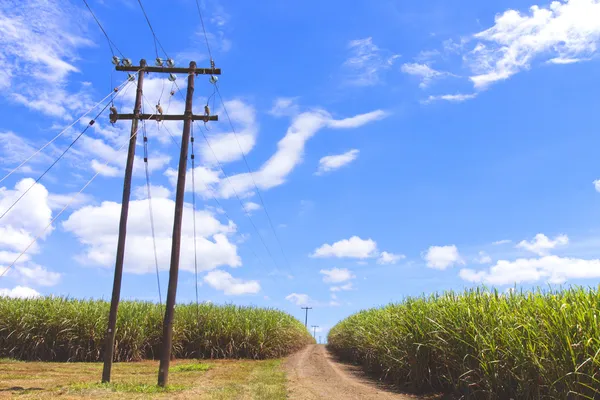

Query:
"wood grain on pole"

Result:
[[102, 59, 146, 383], [157, 61, 196, 387]]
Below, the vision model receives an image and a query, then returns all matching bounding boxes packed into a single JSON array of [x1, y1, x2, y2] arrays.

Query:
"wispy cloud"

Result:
[[316, 149, 359, 175], [0, 0, 95, 119], [423, 93, 478, 103], [401, 63, 454, 88], [342, 37, 400, 86]]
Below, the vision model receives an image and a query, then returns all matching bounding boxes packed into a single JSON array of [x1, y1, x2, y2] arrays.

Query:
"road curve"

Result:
[[284, 344, 420, 400]]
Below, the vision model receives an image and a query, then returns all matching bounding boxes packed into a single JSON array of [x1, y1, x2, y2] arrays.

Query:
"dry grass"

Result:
[[0, 358, 287, 399]]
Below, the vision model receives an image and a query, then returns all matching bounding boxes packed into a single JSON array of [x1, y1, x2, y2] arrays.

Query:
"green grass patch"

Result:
[[172, 362, 211, 372], [249, 360, 287, 400], [328, 286, 600, 399], [68, 382, 187, 394], [0, 298, 313, 362]]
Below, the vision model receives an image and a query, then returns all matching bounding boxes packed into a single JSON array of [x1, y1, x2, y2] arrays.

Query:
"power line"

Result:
[[0, 80, 129, 185], [136, 0, 170, 60], [0, 78, 135, 223], [0, 113, 147, 279], [193, 0, 213, 62], [82, 0, 125, 58], [195, 123, 282, 271], [214, 84, 293, 272], [190, 124, 201, 321], [167, 81, 278, 271], [141, 107, 162, 305], [159, 121, 265, 268]]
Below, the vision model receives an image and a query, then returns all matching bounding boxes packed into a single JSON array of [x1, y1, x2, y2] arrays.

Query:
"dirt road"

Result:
[[284, 345, 421, 400]]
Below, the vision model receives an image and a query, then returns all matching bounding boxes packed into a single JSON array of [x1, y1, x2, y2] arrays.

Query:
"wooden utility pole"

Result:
[[157, 60, 195, 387], [311, 325, 319, 339], [106, 59, 220, 387], [301, 307, 312, 328], [102, 58, 146, 383]]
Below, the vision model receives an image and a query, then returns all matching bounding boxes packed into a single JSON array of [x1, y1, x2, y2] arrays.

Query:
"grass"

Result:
[[327, 286, 600, 399], [0, 297, 313, 362], [172, 362, 211, 372], [0, 358, 287, 399], [68, 382, 188, 393]]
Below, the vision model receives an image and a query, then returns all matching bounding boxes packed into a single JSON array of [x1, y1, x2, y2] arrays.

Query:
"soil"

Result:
[[284, 345, 428, 400]]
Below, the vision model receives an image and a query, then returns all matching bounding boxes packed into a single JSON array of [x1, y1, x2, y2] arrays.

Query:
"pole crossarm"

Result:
[[116, 65, 221, 75], [114, 114, 218, 122]]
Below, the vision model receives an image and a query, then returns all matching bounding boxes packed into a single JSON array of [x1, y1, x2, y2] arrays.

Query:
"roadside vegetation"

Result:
[[0, 358, 287, 399], [0, 297, 313, 362], [328, 286, 600, 399]]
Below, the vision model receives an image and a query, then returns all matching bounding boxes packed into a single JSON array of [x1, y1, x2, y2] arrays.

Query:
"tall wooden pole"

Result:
[[301, 307, 312, 328], [157, 61, 196, 387], [102, 59, 146, 383]]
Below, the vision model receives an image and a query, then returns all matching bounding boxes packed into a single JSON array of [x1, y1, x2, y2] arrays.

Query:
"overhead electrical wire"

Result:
[[0, 111, 155, 279], [193, 0, 213, 62], [190, 2, 294, 274], [214, 85, 294, 272], [136, 0, 170, 60], [141, 104, 163, 305], [190, 124, 200, 317], [0, 80, 130, 185], [0, 77, 136, 223], [195, 123, 282, 271], [82, 0, 125, 59], [159, 121, 266, 269]]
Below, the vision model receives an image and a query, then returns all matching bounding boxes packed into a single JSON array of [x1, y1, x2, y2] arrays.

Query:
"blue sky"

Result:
[[2, 0, 600, 339]]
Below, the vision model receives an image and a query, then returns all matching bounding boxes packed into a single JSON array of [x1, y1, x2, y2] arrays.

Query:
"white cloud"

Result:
[[0, 131, 53, 172], [316, 149, 359, 175], [320, 268, 355, 283], [165, 165, 222, 199], [204, 270, 260, 295], [62, 198, 240, 274], [211, 109, 387, 199], [269, 97, 299, 117], [330, 283, 354, 292], [0, 178, 53, 254], [0, 286, 40, 298], [312, 236, 378, 259], [13, 264, 60, 286], [0, 0, 95, 119], [377, 251, 405, 265], [199, 100, 258, 165], [424, 93, 478, 103], [466, 0, 600, 89], [343, 37, 400, 86], [243, 201, 261, 214], [516, 233, 568, 256], [285, 293, 312, 306], [476, 251, 492, 264], [401, 63, 453, 88], [460, 255, 600, 285], [47, 192, 93, 211], [90, 159, 120, 177], [593, 179, 600, 192], [423, 245, 464, 270], [493, 239, 512, 245], [133, 184, 171, 200]]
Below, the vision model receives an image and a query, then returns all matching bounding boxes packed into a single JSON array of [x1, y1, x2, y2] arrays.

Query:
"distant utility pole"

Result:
[[102, 58, 146, 384], [301, 307, 312, 328], [311, 325, 319, 339], [104, 58, 220, 388]]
